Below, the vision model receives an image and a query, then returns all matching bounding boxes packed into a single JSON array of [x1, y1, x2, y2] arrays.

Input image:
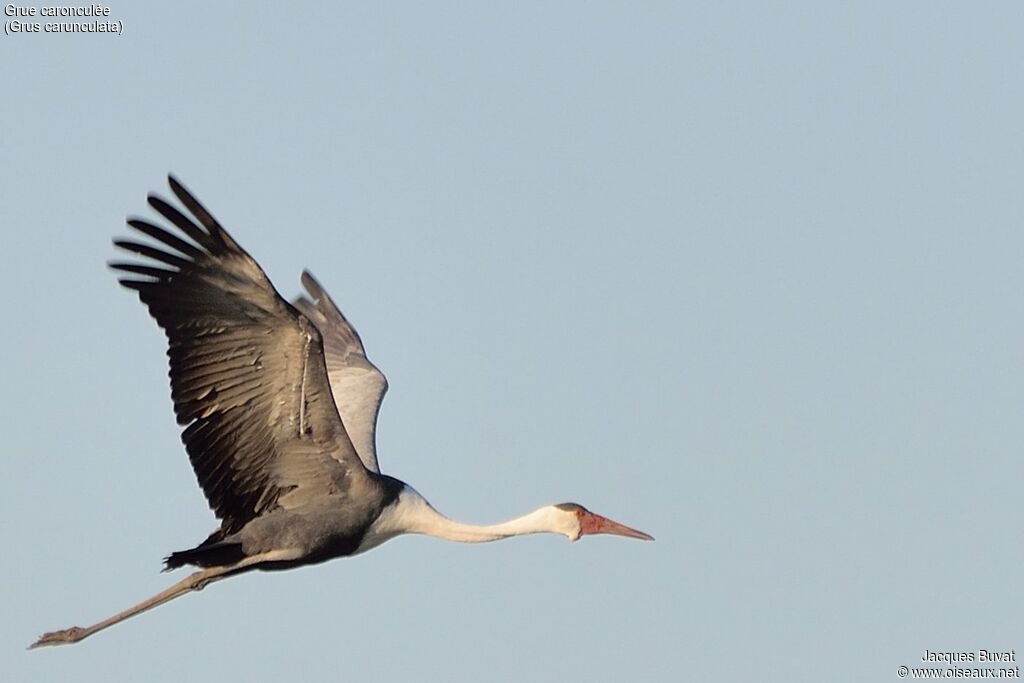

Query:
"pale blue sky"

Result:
[[3, 3, 1022, 681]]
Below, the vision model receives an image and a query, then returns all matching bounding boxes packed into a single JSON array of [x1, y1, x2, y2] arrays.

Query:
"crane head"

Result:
[[554, 503, 654, 542]]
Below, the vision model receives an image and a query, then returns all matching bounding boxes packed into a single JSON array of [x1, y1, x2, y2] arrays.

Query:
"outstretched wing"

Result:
[[293, 271, 388, 473], [111, 176, 371, 534]]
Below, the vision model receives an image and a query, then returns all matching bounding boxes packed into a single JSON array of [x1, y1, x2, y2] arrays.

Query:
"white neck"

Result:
[[357, 487, 575, 553], [415, 506, 563, 543]]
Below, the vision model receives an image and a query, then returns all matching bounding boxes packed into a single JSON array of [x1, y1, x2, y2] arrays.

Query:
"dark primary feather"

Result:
[[111, 176, 371, 535], [294, 271, 370, 357]]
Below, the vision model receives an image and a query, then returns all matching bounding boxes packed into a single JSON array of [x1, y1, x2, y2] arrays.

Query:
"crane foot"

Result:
[[29, 626, 86, 649]]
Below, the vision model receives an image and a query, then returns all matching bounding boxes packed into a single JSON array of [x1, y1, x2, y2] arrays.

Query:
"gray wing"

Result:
[[293, 271, 388, 473], [111, 176, 372, 534]]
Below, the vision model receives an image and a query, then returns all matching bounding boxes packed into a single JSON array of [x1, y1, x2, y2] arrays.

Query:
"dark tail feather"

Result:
[[163, 540, 245, 571]]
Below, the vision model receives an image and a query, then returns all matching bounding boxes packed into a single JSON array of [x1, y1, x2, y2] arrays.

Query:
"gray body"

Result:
[[218, 473, 404, 570]]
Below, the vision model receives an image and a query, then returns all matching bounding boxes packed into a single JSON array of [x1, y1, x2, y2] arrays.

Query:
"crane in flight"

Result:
[[31, 176, 653, 648]]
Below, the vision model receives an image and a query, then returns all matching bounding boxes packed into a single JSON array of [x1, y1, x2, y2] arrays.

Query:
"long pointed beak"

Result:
[[582, 512, 654, 541]]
